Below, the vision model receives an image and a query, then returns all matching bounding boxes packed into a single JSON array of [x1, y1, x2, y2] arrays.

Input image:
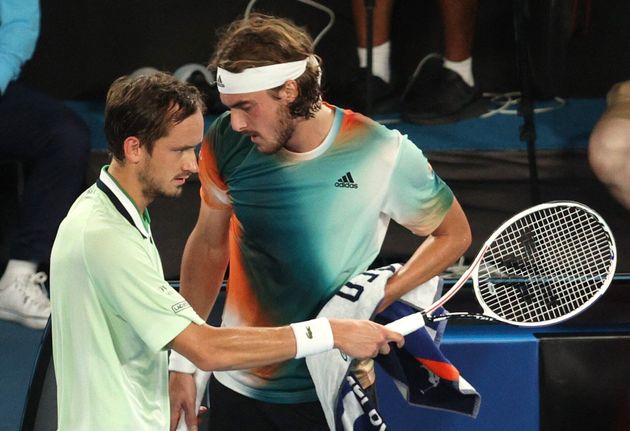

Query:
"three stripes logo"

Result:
[[335, 172, 358, 189]]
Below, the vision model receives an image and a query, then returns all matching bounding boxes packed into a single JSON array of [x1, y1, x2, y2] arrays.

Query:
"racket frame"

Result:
[[424, 201, 617, 327]]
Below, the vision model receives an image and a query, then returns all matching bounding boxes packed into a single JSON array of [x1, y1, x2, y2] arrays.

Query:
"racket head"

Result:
[[471, 201, 617, 327]]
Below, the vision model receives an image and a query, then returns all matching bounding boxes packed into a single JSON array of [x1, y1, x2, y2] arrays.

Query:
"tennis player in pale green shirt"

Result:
[[49, 72, 403, 431]]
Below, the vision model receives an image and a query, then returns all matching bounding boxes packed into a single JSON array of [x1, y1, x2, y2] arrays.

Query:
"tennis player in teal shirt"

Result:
[[50, 72, 403, 431]]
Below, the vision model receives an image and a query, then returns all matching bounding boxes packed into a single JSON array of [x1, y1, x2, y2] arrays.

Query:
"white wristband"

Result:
[[290, 318, 334, 359], [169, 350, 198, 374]]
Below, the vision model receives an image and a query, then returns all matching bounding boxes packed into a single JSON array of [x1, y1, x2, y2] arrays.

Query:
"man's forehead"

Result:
[[220, 90, 271, 108]]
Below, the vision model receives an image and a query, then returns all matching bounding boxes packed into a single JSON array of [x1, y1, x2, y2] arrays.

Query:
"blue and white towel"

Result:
[[307, 264, 480, 430]]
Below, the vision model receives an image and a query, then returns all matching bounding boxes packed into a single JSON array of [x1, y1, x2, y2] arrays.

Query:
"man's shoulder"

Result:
[[206, 112, 251, 149], [330, 108, 404, 158], [337, 107, 401, 141], [203, 112, 254, 176], [61, 185, 136, 243], [208, 112, 240, 142]]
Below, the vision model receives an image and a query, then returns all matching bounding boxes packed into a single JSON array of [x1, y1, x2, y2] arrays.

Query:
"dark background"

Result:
[[19, 0, 630, 101]]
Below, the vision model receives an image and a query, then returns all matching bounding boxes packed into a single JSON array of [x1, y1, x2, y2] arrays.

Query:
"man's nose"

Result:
[[184, 150, 198, 173], [230, 111, 247, 132]]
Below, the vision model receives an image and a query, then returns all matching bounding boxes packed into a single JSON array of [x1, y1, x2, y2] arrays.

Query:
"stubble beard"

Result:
[[138, 160, 182, 202], [257, 104, 296, 154]]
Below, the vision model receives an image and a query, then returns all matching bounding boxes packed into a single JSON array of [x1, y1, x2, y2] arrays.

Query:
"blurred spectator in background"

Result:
[[348, 0, 487, 124], [589, 80, 630, 210], [0, 0, 90, 329]]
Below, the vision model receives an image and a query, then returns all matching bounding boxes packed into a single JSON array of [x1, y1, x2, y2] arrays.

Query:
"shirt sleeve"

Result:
[[382, 134, 454, 236], [83, 224, 205, 353], [0, 0, 40, 93], [198, 134, 232, 209]]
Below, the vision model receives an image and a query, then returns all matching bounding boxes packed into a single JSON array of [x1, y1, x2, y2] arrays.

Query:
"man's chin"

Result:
[[155, 187, 184, 200], [169, 187, 184, 198], [255, 142, 283, 155]]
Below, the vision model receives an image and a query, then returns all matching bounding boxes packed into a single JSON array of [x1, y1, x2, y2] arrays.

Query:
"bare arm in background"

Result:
[[589, 80, 630, 210]]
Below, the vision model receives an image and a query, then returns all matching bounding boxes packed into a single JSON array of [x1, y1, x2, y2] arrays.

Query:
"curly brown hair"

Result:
[[209, 13, 322, 119]]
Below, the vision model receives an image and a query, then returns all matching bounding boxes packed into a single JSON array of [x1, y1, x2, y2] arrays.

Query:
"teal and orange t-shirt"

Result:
[[198, 106, 454, 403]]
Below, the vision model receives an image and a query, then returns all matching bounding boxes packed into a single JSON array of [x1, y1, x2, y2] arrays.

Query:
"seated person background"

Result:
[[0, 0, 90, 330], [347, 0, 485, 124]]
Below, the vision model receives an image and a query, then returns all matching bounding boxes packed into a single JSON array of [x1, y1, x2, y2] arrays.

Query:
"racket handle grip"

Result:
[[385, 312, 425, 335]]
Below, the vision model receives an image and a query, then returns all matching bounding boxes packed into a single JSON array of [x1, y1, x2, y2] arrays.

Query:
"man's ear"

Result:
[[280, 80, 299, 103], [122, 136, 143, 163]]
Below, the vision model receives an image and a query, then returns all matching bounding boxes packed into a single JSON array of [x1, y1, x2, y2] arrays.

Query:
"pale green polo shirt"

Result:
[[50, 166, 204, 430]]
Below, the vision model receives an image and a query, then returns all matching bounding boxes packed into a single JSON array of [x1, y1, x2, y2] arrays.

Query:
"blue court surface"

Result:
[[0, 321, 43, 431]]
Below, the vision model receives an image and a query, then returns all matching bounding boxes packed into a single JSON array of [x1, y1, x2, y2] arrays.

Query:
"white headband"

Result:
[[216, 58, 312, 94]]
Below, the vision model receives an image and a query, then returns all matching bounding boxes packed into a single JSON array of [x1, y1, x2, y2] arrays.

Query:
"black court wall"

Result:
[[21, 0, 359, 99], [538, 333, 630, 431]]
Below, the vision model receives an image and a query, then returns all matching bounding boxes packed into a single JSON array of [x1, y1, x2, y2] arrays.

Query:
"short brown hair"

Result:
[[104, 72, 204, 161], [209, 13, 322, 119]]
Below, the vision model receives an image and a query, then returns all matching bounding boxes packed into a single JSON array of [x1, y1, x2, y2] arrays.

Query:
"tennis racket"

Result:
[[387, 201, 617, 332]]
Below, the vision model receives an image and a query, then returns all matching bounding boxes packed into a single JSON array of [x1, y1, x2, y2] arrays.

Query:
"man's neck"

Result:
[[107, 160, 150, 214], [284, 103, 335, 153]]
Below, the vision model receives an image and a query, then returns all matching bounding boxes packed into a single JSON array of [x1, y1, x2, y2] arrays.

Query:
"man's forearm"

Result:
[[172, 318, 403, 372], [380, 199, 471, 311], [179, 228, 229, 319]]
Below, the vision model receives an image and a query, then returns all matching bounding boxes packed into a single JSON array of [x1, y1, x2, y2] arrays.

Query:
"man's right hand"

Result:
[[329, 319, 404, 359], [169, 371, 198, 431]]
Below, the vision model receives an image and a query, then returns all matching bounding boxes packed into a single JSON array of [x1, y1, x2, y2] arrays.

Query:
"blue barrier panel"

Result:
[[376, 325, 539, 430]]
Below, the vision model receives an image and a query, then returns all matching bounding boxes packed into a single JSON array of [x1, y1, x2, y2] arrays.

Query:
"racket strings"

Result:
[[477, 205, 614, 324], [513, 208, 610, 321]]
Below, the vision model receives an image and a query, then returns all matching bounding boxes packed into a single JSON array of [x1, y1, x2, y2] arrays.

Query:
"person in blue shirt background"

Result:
[[0, 0, 90, 330]]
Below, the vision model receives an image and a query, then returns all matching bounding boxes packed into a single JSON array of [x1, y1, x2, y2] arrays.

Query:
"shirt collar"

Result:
[[96, 166, 152, 240], [277, 104, 342, 161]]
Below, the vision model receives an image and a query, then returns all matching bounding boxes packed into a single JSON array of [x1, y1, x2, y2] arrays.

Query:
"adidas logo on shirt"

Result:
[[335, 172, 358, 189]]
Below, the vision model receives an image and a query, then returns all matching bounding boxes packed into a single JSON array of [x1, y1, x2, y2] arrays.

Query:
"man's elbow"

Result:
[[195, 359, 217, 372], [189, 351, 226, 372], [459, 224, 472, 256], [187, 341, 241, 372], [447, 198, 472, 255], [455, 208, 473, 252]]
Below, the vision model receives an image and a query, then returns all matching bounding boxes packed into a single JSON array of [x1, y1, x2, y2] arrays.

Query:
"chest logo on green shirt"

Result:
[[334, 171, 358, 189]]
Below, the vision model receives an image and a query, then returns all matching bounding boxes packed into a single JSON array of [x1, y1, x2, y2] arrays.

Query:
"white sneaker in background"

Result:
[[0, 272, 50, 330], [441, 257, 469, 279]]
